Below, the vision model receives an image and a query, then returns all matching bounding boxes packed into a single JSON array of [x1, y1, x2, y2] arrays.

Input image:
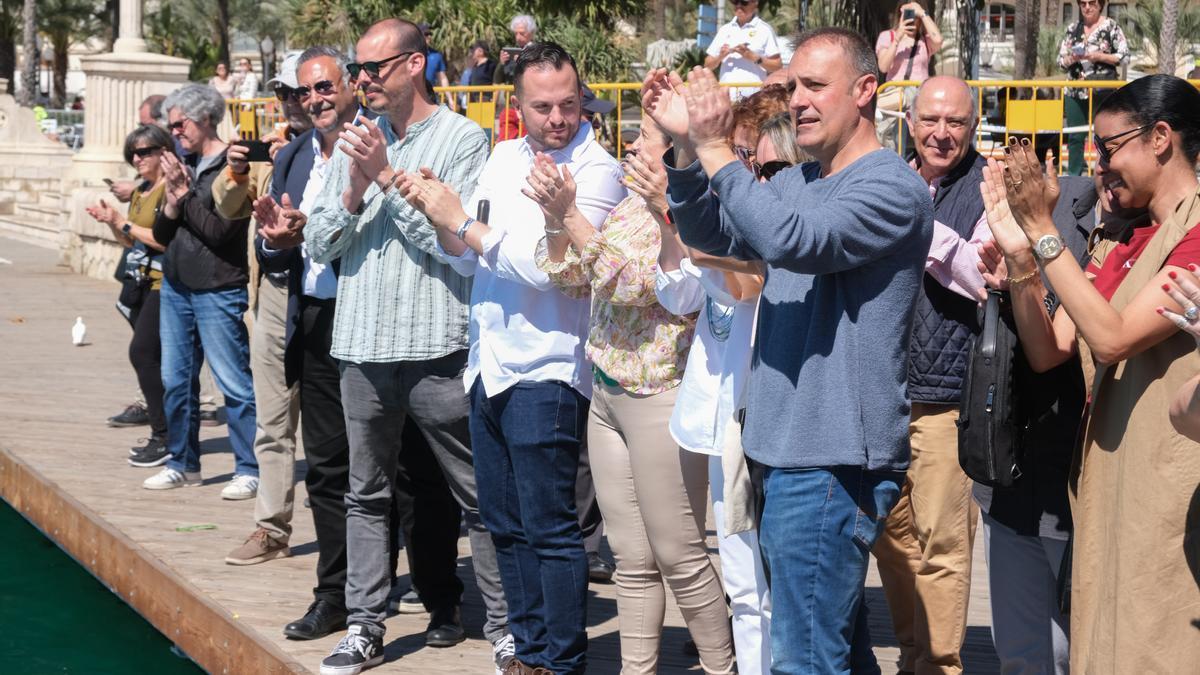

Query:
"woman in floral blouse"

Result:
[[528, 120, 734, 675], [1058, 0, 1130, 175]]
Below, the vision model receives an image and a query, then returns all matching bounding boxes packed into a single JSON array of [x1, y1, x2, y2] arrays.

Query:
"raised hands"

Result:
[[160, 152, 192, 214], [85, 199, 122, 228], [640, 68, 690, 146], [254, 193, 305, 250], [521, 153, 578, 227], [680, 67, 734, 152], [1000, 139, 1060, 239], [396, 168, 468, 232]]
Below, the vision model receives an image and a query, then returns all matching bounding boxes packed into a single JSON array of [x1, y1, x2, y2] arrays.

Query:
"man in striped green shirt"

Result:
[[304, 18, 510, 675]]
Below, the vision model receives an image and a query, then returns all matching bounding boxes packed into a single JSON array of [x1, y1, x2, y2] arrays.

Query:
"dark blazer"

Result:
[[256, 128, 325, 385]]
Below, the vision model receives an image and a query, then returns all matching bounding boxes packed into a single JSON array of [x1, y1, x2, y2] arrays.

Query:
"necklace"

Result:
[[707, 297, 735, 342]]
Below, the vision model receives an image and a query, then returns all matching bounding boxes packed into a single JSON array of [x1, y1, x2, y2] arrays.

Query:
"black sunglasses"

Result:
[[167, 119, 187, 131], [733, 145, 756, 164], [274, 85, 299, 102], [1093, 123, 1153, 164], [131, 146, 162, 159], [347, 51, 416, 80], [292, 80, 337, 100], [754, 160, 791, 181], [732, 0, 753, 5]]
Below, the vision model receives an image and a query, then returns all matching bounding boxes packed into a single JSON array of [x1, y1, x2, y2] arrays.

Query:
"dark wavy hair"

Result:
[[1097, 74, 1200, 163], [122, 124, 174, 166]]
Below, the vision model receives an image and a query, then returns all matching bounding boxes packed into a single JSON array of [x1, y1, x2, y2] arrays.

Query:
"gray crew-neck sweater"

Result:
[[666, 149, 933, 471]]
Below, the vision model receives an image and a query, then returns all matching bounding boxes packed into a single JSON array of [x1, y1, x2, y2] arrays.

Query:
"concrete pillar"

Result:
[[112, 0, 147, 54]]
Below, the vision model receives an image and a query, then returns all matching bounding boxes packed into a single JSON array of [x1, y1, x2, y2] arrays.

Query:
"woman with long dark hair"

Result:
[[980, 74, 1200, 671]]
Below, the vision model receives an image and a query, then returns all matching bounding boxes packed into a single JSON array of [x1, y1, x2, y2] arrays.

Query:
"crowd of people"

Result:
[[85, 2, 1200, 674]]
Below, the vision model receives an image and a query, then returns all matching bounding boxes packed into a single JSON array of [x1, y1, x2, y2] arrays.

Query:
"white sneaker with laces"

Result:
[[492, 633, 516, 675], [143, 467, 202, 490], [221, 474, 259, 500], [320, 624, 384, 675]]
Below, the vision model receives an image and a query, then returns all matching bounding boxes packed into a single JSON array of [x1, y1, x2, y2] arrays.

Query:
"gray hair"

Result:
[[510, 14, 537, 35], [298, 46, 352, 84], [162, 84, 226, 128]]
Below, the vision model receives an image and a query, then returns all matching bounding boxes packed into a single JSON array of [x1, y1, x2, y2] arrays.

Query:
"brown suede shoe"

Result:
[[224, 528, 291, 565], [502, 661, 553, 675]]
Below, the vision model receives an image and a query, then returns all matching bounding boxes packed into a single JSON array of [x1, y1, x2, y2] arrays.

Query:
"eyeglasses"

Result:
[[347, 51, 416, 80], [292, 80, 337, 100], [733, 145, 756, 164], [732, 0, 753, 6], [1093, 123, 1153, 164], [753, 160, 791, 181], [131, 147, 161, 159], [1078, 0, 1100, 6], [167, 118, 188, 131], [274, 85, 300, 102]]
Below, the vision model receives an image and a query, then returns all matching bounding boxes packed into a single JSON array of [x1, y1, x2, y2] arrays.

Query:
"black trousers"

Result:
[[299, 297, 351, 608], [393, 409, 465, 611], [129, 289, 167, 436]]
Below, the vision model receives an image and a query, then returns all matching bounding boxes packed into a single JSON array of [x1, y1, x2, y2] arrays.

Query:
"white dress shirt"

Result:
[[655, 259, 757, 456], [706, 14, 781, 99], [298, 133, 338, 300], [440, 122, 627, 398]]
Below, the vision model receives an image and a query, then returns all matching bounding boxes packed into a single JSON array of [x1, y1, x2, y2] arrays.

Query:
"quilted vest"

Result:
[[907, 150, 986, 404]]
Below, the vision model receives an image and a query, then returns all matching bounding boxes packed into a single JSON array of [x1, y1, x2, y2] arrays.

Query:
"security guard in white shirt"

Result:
[[704, 0, 783, 99]]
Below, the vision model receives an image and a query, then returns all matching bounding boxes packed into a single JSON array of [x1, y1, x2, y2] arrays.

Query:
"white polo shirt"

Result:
[[706, 14, 781, 99]]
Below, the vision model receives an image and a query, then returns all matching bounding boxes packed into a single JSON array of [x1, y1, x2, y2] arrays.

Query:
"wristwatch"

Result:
[[121, 222, 132, 235], [1033, 233, 1065, 262]]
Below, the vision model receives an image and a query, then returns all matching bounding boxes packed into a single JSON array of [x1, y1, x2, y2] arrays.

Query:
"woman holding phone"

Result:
[[1057, 0, 1130, 175], [875, 1, 943, 155]]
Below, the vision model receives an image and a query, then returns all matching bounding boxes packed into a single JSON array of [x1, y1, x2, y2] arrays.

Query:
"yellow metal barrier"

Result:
[[221, 97, 286, 140]]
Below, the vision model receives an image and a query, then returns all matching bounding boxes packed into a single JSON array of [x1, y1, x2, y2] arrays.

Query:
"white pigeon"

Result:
[[72, 316, 87, 346]]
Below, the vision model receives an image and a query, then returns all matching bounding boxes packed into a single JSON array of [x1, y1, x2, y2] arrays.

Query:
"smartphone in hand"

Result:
[[234, 140, 272, 163], [903, 8, 916, 20]]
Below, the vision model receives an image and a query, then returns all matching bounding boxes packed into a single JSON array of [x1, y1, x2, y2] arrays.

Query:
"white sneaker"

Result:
[[143, 467, 202, 490], [492, 633, 515, 675], [221, 474, 259, 500]]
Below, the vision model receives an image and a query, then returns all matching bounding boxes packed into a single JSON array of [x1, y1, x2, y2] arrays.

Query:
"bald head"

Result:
[[913, 76, 977, 127], [908, 76, 978, 180], [361, 18, 427, 55]]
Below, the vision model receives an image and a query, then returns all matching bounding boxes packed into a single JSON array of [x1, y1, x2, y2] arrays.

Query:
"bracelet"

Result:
[[456, 217, 476, 241], [1007, 268, 1040, 285], [544, 227, 565, 236]]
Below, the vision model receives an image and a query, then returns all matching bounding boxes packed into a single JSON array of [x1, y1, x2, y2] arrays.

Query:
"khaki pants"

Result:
[[588, 382, 734, 675], [250, 276, 300, 541], [873, 403, 977, 675]]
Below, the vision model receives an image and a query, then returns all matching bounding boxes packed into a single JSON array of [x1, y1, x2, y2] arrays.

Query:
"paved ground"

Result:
[[0, 236, 999, 673]]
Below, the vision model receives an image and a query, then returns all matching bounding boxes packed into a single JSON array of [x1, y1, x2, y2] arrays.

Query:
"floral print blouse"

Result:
[[1057, 17, 1130, 99], [535, 194, 697, 395]]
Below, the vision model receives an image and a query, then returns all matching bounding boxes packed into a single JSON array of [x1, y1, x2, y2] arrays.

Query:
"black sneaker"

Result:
[[320, 624, 384, 675], [199, 409, 221, 427], [588, 551, 615, 583], [108, 403, 150, 427], [424, 606, 466, 648], [128, 436, 169, 467]]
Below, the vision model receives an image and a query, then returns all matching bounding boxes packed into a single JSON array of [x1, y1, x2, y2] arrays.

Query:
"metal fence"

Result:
[[224, 79, 1200, 169]]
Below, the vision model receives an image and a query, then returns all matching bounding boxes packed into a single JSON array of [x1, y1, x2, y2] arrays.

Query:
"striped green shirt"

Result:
[[305, 106, 489, 363]]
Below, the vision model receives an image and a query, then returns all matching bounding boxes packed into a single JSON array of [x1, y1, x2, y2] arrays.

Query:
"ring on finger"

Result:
[[1185, 305, 1199, 323]]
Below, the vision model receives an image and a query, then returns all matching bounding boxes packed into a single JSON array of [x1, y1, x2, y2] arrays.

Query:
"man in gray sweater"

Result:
[[643, 27, 933, 672]]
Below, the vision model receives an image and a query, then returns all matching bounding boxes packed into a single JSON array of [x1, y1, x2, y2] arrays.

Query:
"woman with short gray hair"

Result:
[[145, 83, 259, 498]]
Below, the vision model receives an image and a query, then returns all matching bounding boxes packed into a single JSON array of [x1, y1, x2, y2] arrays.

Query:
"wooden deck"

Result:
[[0, 236, 999, 674]]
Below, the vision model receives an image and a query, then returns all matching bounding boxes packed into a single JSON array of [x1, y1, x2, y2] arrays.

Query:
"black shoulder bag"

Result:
[[957, 290, 1026, 487]]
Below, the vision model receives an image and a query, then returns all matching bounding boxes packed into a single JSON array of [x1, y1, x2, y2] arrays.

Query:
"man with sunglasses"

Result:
[[704, 0, 783, 100], [304, 18, 508, 675], [869, 75, 990, 675]]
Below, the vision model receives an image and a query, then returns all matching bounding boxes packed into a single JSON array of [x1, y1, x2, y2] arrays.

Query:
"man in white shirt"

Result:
[[398, 42, 626, 675], [704, 0, 783, 99]]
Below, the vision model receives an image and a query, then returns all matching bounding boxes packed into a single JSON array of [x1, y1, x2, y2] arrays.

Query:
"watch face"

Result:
[[1037, 235, 1063, 259]]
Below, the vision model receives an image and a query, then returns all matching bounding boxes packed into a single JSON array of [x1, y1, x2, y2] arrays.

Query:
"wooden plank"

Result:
[[0, 445, 308, 674]]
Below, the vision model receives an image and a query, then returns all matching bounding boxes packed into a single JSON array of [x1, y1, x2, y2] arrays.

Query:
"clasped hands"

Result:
[[253, 193, 306, 250], [976, 138, 1063, 293], [338, 116, 397, 212]]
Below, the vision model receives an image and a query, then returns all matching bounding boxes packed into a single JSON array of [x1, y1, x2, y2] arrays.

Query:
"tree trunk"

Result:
[[1160, 0, 1179, 75], [957, 0, 982, 79], [0, 12, 15, 95], [654, 0, 666, 38], [1013, 0, 1040, 79], [18, 0, 36, 106], [216, 0, 231, 68], [105, 0, 120, 49], [51, 36, 67, 108]]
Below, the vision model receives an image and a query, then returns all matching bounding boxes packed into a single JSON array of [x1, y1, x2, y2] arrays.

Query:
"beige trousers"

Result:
[[588, 382, 734, 675], [250, 276, 300, 541], [873, 403, 978, 675]]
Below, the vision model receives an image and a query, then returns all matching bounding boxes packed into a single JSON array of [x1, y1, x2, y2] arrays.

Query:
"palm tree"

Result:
[[17, 0, 34, 106], [1013, 0, 1041, 79], [38, 0, 102, 108], [1161, 0, 1179, 75], [0, 0, 20, 93], [1126, 0, 1200, 75]]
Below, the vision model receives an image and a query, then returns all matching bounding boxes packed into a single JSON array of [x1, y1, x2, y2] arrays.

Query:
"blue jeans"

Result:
[[758, 465, 904, 675], [470, 379, 589, 675], [159, 277, 257, 476]]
